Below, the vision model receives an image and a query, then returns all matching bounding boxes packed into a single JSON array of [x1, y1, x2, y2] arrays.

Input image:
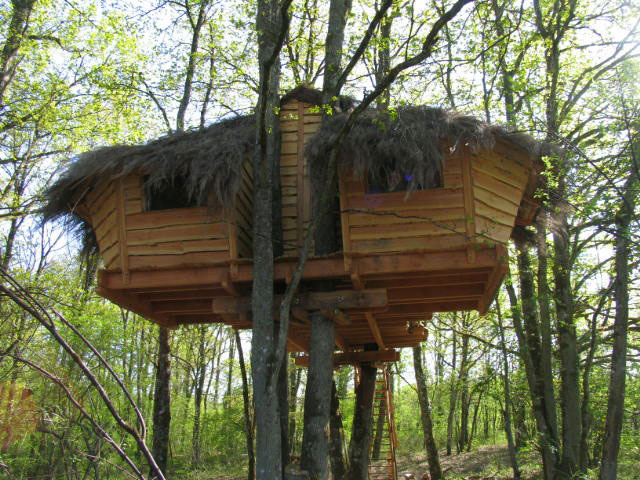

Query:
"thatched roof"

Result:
[[305, 107, 544, 192], [43, 87, 545, 255]]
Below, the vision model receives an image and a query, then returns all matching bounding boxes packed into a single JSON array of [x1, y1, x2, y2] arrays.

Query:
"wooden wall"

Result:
[[339, 144, 530, 256], [85, 179, 121, 269], [85, 171, 253, 273], [279, 99, 320, 256], [470, 141, 530, 245]]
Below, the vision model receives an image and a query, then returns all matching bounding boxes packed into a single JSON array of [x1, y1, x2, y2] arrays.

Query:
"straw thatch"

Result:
[[305, 107, 544, 192]]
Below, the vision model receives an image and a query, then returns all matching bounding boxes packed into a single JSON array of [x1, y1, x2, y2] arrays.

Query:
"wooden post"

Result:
[[300, 311, 335, 480]]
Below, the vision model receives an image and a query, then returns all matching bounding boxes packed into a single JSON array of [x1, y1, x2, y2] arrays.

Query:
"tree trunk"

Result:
[[505, 276, 557, 480], [192, 325, 207, 465], [329, 380, 349, 480], [446, 329, 457, 456], [413, 344, 443, 480], [152, 326, 171, 478], [552, 196, 581, 479], [251, 0, 286, 477], [236, 330, 255, 480], [279, 342, 290, 469], [457, 331, 470, 454], [600, 164, 637, 480], [300, 312, 335, 480], [346, 364, 377, 480], [496, 303, 520, 480]]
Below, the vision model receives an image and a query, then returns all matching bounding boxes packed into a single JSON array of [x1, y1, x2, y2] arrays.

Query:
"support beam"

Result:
[[295, 350, 400, 367], [322, 308, 352, 326], [365, 312, 385, 350], [96, 287, 176, 329], [212, 289, 387, 315]]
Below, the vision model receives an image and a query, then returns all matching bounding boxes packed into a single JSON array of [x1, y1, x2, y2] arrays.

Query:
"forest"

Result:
[[0, 0, 638, 480]]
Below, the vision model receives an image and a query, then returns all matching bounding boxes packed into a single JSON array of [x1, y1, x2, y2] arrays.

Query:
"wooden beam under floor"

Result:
[[294, 349, 400, 367]]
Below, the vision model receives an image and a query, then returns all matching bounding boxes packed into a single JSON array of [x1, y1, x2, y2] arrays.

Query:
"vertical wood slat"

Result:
[[296, 101, 305, 250], [461, 151, 477, 263], [338, 170, 352, 271], [116, 179, 130, 284], [227, 210, 239, 278]]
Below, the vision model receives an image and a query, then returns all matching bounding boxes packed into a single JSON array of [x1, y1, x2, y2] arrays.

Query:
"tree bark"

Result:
[[413, 344, 443, 480], [252, 0, 288, 478], [192, 325, 207, 465], [329, 380, 349, 480], [496, 303, 520, 480], [236, 330, 255, 480], [446, 329, 457, 456], [0, 0, 37, 107], [346, 364, 377, 480], [152, 326, 171, 478], [600, 161, 638, 479], [300, 312, 335, 480], [279, 342, 290, 469], [552, 196, 581, 479], [176, 0, 210, 131], [505, 275, 557, 480]]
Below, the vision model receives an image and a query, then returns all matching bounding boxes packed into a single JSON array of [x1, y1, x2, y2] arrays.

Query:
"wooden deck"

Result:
[[96, 244, 507, 354]]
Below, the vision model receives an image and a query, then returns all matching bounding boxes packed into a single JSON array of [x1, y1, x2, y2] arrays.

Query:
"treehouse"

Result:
[[44, 87, 544, 359]]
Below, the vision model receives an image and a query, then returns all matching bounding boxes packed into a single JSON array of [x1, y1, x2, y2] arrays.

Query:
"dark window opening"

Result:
[[366, 168, 442, 194], [145, 176, 203, 211]]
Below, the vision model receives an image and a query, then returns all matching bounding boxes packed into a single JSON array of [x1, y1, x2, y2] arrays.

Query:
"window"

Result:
[[366, 168, 441, 194], [144, 176, 203, 211]]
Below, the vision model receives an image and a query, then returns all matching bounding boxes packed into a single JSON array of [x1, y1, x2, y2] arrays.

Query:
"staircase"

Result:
[[368, 366, 398, 480]]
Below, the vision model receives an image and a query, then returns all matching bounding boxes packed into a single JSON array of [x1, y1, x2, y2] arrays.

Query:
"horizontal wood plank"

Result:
[[128, 251, 230, 269], [471, 150, 529, 188], [472, 168, 523, 203], [127, 223, 228, 245], [474, 217, 512, 244], [350, 234, 470, 254], [128, 238, 229, 255], [473, 185, 520, 216], [474, 200, 516, 227], [349, 219, 467, 241], [347, 207, 466, 227], [346, 188, 464, 211], [127, 207, 219, 230]]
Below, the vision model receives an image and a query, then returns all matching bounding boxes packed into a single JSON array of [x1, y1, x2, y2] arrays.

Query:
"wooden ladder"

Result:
[[368, 366, 398, 480]]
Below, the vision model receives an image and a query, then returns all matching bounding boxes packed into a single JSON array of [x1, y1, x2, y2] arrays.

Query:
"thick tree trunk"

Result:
[[600, 169, 637, 480], [236, 330, 255, 480], [252, 0, 285, 477], [346, 364, 377, 480], [505, 276, 557, 480], [152, 326, 171, 478], [329, 380, 349, 480], [413, 344, 443, 480], [300, 312, 335, 480], [552, 200, 581, 480]]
